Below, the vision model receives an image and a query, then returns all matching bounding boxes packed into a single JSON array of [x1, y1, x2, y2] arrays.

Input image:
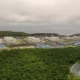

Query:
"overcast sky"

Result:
[[0, 0, 80, 35]]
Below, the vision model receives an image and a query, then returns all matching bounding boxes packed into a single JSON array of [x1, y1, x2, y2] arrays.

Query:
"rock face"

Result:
[[71, 63, 80, 76]]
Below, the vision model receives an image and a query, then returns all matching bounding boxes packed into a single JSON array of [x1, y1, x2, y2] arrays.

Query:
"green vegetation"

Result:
[[0, 31, 65, 37], [68, 73, 80, 80], [0, 47, 80, 80], [28, 33, 60, 37], [70, 33, 80, 37], [0, 31, 27, 37]]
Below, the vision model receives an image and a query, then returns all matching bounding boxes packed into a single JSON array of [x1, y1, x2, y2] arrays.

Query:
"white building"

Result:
[[63, 36, 72, 40], [45, 37, 60, 41], [27, 37, 41, 43], [72, 36, 80, 39], [63, 36, 80, 40], [4, 37, 17, 43], [0, 39, 3, 44]]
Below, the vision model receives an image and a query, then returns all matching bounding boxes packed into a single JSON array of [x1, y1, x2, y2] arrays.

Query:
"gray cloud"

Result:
[[0, 23, 80, 35], [0, 0, 80, 24], [0, 0, 80, 35]]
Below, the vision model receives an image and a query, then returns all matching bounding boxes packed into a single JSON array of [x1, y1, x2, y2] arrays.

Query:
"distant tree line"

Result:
[[0, 31, 66, 37], [28, 33, 60, 37], [70, 33, 80, 37], [0, 31, 27, 37]]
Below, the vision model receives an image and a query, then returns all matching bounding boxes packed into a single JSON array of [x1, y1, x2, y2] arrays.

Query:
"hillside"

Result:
[[0, 31, 80, 37], [0, 47, 80, 80], [0, 31, 66, 37], [70, 33, 80, 37], [0, 31, 27, 37]]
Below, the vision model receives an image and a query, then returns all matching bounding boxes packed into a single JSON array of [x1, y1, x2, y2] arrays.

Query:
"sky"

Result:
[[0, 0, 80, 35]]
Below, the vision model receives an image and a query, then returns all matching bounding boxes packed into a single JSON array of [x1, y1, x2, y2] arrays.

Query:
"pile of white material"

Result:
[[63, 36, 80, 40], [50, 37, 60, 41], [4, 37, 16, 43], [27, 37, 41, 43], [71, 63, 80, 76], [0, 39, 3, 44], [45, 37, 59, 41], [72, 36, 80, 39]]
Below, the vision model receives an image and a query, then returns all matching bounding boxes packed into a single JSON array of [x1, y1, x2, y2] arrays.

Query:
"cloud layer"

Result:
[[0, 0, 80, 24]]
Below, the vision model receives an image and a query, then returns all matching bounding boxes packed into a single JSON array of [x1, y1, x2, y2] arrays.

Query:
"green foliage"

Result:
[[68, 73, 80, 80], [28, 33, 60, 37], [0, 47, 80, 80], [0, 31, 27, 37]]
